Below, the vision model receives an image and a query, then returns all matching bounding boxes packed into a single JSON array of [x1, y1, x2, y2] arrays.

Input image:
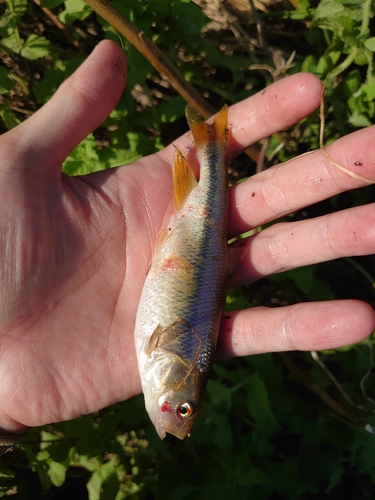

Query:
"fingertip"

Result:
[[260, 72, 323, 127], [345, 300, 375, 342], [90, 39, 127, 82], [59, 38, 127, 124], [288, 72, 323, 100], [8, 40, 128, 172], [225, 72, 322, 157], [301, 300, 374, 352]]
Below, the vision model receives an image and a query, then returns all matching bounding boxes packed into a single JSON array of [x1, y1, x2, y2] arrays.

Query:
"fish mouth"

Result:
[[154, 417, 195, 440], [156, 424, 190, 440]]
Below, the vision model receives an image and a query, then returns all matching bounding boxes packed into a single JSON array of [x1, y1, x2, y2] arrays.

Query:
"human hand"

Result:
[[0, 40, 373, 434]]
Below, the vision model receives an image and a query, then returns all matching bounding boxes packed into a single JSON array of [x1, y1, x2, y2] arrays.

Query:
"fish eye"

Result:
[[177, 402, 194, 419]]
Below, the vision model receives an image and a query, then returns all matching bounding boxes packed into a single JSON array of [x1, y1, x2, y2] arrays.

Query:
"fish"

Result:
[[134, 104, 234, 439]]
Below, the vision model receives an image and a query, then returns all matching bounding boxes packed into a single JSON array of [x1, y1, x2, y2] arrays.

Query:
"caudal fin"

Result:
[[185, 105, 228, 151], [172, 105, 228, 212]]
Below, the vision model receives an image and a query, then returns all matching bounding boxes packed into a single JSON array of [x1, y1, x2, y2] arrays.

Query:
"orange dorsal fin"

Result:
[[185, 104, 228, 150], [172, 146, 198, 212]]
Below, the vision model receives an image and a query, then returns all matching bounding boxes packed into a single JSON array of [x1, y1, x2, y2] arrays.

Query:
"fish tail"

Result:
[[212, 104, 228, 146], [185, 105, 228, 152]]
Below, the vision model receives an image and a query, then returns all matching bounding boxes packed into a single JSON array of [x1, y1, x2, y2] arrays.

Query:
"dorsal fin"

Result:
[[172, 146, 198, 212]]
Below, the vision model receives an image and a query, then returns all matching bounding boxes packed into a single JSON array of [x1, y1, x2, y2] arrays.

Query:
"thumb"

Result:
[[2, 40, 127, 175]]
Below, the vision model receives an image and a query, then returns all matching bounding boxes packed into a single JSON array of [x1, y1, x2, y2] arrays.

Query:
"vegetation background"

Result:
[[0, 0, 375, 498]]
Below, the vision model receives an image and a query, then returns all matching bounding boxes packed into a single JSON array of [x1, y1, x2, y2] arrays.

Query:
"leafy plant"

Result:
[[0, 0, 375, 498]]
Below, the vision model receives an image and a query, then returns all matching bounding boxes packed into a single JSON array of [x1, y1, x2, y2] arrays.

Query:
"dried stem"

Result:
[[83, 0, 214, 119], [83, 0, 260, 162], [33, 0, 81, 50], [279, 353, 365, 424]]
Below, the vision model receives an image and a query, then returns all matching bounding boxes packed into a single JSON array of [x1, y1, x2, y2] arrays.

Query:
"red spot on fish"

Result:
[[161, 402, 169, 412], [162, 257, 177, 270], [162, 255, 192, 271]]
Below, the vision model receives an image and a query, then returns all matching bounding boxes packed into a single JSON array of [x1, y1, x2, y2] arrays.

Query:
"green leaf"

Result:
[[314, 0, 363, 22], [171, 0, 207, 35], [206, 379, 231, 412], [40, 0, 64, 7], [0, 13, 15, 37], [1, 32, 23, 53], [158, 96, 186, 123], [58, 0, 92, 24], [360, 82, 375, 102], [342, 69, 362, 94], [0, 462, 15, 481], [62, 134, 101, 176], [4, 0, 27, 17], [225, 287, 251, 311], [245, 373, 280, 434], [286, 266, 315, 295], [348, 111, 372, 127], [0, 103, 21, 129], [326, 461, 344, 491], [98, 147, 141, 168], [364, 37, 375, 51], [33, 67, 64, 103], [21, 34, 51, 60], [86, 457, 119, 500], [316, 54, 335, 76], [0, 67, 15, 94], [47, 460, 66, 487], [214, 450, 269, 486]]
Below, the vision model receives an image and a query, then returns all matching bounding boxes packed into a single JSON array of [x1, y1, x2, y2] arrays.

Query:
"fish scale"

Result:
[[134, 105, 232, 439]]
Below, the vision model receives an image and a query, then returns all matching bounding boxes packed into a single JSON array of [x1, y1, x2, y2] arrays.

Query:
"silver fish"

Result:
[[134, 105, 233, 439]]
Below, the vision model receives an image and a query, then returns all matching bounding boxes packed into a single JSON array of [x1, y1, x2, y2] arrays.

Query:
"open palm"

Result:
[[0, 40, 373, 434]]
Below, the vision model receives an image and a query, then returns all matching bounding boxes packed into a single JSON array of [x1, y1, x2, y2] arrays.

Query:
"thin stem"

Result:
[[346, 257, 375, 289], [360, 0, 372, 36], [329, 48, 358, 79], [83, 0, 214, 119]]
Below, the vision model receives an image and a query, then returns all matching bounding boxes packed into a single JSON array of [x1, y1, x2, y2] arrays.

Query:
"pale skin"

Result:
[[0, 40, 374, 435]]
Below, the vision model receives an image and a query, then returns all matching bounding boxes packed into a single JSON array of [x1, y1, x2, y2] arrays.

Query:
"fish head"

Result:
[[153, 388, 200, 440], [144, 368, 203, 440]]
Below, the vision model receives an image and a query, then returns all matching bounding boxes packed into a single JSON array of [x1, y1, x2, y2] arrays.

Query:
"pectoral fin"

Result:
[[151, 227, 169, 265], [147, 320, 183, 355], [147, 324, 165, 354]]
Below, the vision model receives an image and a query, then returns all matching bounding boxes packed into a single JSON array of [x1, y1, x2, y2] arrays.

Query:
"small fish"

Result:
[[134, 105, 235, 439]]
